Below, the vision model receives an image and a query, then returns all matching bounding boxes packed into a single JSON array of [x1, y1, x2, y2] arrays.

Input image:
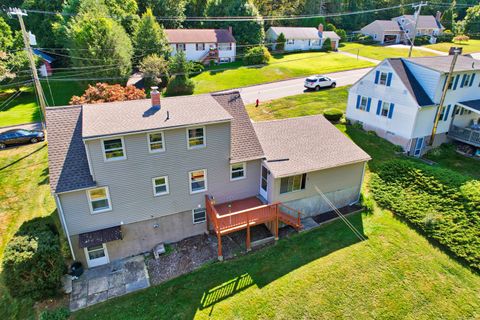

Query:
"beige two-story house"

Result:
[[47, 91, 370, 267]]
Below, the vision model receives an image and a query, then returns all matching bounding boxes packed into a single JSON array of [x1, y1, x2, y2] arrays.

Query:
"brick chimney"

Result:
[[228, 26, 232, 34], [435, 11, 442, 22], [318, 23, 324, 32], [151, 86, 160, 108]]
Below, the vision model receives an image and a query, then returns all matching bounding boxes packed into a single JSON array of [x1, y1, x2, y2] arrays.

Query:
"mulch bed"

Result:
[[312, 204, 363, 224]]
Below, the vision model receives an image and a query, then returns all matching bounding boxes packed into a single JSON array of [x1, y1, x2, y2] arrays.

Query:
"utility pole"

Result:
[[428, 47, 461, 146], [408, 1, 428, 58], [8, 8, 47, 131]]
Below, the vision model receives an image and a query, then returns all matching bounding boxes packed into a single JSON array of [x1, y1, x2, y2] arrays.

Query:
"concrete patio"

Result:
[[70, 255, 150, 311]]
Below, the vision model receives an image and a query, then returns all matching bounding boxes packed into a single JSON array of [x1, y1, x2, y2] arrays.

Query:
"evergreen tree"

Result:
[[0, 17, 13, 50], [139, 0, 187, 29], [133, 9, 171, 64], [276, 32, 286, 51], [65, 0, 133, 78]]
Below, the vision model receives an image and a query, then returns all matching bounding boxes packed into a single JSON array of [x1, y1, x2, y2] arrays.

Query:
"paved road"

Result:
[[238, 67, 373, 104], [0, 122, 43, 133]]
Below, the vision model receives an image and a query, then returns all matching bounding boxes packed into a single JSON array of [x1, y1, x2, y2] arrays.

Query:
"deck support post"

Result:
[[217, 232, 223, 261], [246, 214, 251, 252], [275, 204, 279, 241]]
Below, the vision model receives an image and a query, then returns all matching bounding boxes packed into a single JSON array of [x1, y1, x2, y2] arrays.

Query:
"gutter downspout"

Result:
[[55, 194, 76, 261]]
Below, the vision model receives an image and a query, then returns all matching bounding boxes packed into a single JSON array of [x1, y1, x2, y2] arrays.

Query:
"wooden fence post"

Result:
[[246, 212, 251, 252]]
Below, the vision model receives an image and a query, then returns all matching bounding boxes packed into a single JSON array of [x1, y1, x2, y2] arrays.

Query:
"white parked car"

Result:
[[304, 75, 337, 91]]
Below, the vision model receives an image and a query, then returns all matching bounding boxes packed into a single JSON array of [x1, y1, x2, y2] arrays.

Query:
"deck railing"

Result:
[[278, 203, 303, 228], [449, 125, 480, 147]]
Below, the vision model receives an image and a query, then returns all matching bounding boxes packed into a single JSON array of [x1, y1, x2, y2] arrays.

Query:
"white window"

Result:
[[189, 169, 207, 194], [287, 39, 294, 45], [176, 43, 185, 52], [148, 132, 165, 153], [230, 162, 246, 181], [218, 43, 232, 51], [192, 208, 206, 224], [280, 174, 306, 194], [84, 244, 109, 267], [219, 57, 230, 63], [380, 101, 390, 117], [359, 96, 368, 111], [379, 72, 388, 85], [102, 138, 126, 161], [196, 43, 205, 51], [187, 126, 205, 149], [152, 176, 169, 196], [87, 187, 112, 214]]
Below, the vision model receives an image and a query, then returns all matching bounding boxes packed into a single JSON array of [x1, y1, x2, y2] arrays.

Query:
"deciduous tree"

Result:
[[139, 54, 169, 88], [70, 82, 146, 104]]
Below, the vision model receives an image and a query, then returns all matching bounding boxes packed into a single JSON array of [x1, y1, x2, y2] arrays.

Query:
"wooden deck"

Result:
[[206, 196, 303, 260]]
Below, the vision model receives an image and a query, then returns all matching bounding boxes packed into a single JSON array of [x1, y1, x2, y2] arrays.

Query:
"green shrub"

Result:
[[39, 307, 70, 320], [369, 160, 480, 270], [276, 32, 286, 51], [2, 217, 65, 300], [323, 108, 343, 122], [321, 38, 332, 52], [437, 31, 454, 43], [243, 46, 272, 66], [189, 61, 205, 75], [414, 35, 431, 45], [165, 75, 195, 96]]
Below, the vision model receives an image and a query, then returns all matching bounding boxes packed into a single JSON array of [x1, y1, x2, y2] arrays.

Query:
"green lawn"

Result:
[[425, 39, 480, 54], [0, 142, 57, 320], [247, 86, 349, 121], [0, 78, 87, 127], [192, 52, 374, 94], [340, 42, 439, 60]]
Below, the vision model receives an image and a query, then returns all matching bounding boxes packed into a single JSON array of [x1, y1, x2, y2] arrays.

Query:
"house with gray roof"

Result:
[[346, 55, 480, 157], [360, 13, 444, 44], [47, 90, 369, 268], [266, 24, 341, 51]]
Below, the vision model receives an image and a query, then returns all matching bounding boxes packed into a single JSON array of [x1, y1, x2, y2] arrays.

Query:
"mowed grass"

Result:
[[425, 39, 480, 54], [0, 77, 87, 127], [74, 209, 480, 319], [193, 51, 374, 94], [340, 42, 439, 60], [0, 142, 56, 320], [247, 86, 349, 121]]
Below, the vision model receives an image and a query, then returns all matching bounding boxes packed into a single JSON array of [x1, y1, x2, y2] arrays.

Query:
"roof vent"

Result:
[[151, 86, 161, 108]]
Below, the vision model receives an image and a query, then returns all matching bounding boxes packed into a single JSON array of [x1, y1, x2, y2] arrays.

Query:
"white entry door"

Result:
[[259, 165, 268, 200], [85, 243, 109, 268]]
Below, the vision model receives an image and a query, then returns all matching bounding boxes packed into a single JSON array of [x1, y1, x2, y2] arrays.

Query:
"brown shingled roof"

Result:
[[46, 106, 95, 193], [253, 115, 371, 178], [212, 91, 264, 162], [164, 29, 236, 43]]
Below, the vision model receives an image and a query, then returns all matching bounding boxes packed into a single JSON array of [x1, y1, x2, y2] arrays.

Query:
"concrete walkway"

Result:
[[70, 255, 150, 311], [386, 44, 448, 56], [338, 50, 382, 64]]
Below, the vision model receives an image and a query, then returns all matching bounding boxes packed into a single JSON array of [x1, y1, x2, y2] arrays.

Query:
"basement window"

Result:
[[280, 174, 307, 194], [192, 208, 206, 224]]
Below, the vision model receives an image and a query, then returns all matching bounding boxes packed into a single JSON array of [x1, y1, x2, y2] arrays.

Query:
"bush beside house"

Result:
[[2, 217, 65, 300], [323, 108, 343, 122], [243, 46, 272, 65], [370, 160, 480, 271]]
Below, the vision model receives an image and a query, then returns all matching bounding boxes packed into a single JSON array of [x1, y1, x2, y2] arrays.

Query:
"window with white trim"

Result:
[[230, 162, 246, 180], [218, 43, 232, 51], [103, 138, 125, 161], [87, 187, 112, 213], [176, 43, 185, 52], [193, 208, 206, 224], [196, 43, 205, 51], [287, 39, 294, 44], [152, 176, 169, 196], [280, 174, 306, 194], [187, 127, 205, 149], [359, 96, 368, 111], [380, 101, 390, 117], [379, 72, 388, 85], [189, 169, 207, 193], [148, 132, 165, 153]]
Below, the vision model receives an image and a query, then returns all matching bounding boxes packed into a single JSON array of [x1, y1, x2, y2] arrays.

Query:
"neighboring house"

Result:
[[393, 13, 445, 44], [360, 12, 444, 45], [266, 24, 341, 51], [46, 90, 370, 268], [359, 20, 402, 44], [346, 55, 480, 157], [33, 49, 54, 77], [164, 28, 236, 64]]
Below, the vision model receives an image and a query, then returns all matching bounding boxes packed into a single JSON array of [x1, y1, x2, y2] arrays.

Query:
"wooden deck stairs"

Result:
[[205, 196, 303, 260]]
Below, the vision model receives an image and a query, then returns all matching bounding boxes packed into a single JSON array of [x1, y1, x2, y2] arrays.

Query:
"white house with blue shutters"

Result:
[[346, 55, 480, 156]]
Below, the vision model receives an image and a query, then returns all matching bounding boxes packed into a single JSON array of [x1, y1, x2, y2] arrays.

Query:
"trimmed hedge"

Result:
[[243, 46, 272, 66], [2, 217, 65, 300], [323, 108, 343, 122], [370, 160, 480, 270]]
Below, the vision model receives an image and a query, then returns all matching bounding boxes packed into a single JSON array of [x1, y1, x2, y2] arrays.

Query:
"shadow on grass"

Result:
[[74, 213, 366, 319], [0, 144, 46, 171]]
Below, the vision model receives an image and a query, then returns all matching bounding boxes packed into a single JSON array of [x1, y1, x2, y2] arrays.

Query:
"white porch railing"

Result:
[[449, 125, 480, 147]]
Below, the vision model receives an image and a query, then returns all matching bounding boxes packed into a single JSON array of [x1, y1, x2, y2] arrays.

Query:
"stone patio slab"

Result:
[[71, 280, 88, 300], [88, 276, 108, 295], [108, 285, 126, 298], [126, 277, 149, 293], [87, 290, 108, 306], [70, 297, 87, 312], [108, 272, 125, 289]]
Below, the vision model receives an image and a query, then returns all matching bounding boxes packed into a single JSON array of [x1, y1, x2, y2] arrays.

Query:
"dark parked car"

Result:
[[0, 129, 45, 149]]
